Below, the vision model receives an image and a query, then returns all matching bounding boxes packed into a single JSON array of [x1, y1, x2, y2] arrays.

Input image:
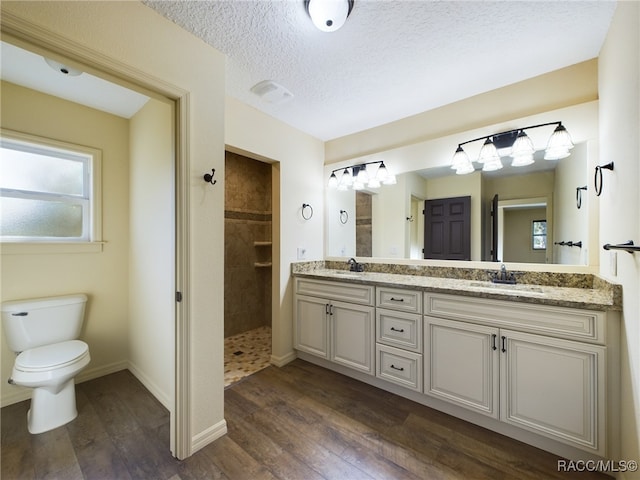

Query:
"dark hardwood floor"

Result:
[[1, 359, 608, 479]]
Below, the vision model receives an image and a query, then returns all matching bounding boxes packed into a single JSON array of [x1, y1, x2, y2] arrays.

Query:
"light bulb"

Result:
[[328, 172, 339, 188]]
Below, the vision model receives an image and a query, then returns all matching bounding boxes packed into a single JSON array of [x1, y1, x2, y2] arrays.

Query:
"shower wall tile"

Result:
[[224, 151, 273, 338]]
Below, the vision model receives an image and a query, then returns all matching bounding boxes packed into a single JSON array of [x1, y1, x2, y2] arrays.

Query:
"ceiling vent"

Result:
[[250, 80, 293, 105]]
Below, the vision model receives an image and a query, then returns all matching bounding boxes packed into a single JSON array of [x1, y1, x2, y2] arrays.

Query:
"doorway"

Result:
[[223, 151, 273, 386], [0, 38, 181, 455]]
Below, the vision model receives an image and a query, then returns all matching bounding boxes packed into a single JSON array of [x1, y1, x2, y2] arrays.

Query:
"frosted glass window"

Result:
[[1, 132, 97, 242], [0, 149, 85, 196], [1, 197, 83, 237]]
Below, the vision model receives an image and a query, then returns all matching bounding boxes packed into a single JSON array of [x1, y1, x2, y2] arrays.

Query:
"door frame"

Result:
[[1, 15, 191, 458]]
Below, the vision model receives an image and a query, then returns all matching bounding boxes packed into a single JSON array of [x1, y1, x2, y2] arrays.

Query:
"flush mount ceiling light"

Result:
[[305, 0, 354, 32], [328, 161, 396, 191], [43, 57, 83, 77], [250, 80, 294, 104], [450, 121, 573, 175]]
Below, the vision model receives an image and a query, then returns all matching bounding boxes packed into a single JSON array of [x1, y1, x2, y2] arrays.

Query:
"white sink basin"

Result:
[[332, 271, 364, 279]]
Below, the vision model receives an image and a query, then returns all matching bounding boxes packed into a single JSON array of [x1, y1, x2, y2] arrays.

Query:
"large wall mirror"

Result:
[[325, 103, 599, 266]]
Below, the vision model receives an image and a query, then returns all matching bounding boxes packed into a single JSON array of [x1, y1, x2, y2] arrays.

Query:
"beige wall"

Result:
[[0, 81, 130, 406], [553, 141, 592, 266], [326, 60, 598, 164], [129, 97, 175, 409], [224, 97, 325, 366], [502, 207, 547, 263], [598, 2, 640, 476]]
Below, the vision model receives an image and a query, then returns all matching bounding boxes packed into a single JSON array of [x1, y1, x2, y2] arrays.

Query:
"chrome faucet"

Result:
[[490, 264, 516, 284], [347, 258, 364, 272]]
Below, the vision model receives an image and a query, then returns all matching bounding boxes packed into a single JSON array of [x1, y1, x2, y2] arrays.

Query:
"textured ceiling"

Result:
[[145, 0, 616, 141]]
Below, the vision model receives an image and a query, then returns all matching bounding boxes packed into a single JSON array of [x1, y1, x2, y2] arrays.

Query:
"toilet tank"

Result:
[[1, 294, 88, 352]]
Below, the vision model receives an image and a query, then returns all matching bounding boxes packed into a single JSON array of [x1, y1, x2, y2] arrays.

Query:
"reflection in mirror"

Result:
[[327, 142, 590, 265]]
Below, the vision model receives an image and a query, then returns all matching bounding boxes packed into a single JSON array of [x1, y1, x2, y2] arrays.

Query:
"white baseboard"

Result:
[[1, 360, 128, 408], [270, 350, 297, 367], [77, 360, 128, 384], [127, 361, 172, 410], [1, 387, 30, 408], [191, 419, 228, 455]]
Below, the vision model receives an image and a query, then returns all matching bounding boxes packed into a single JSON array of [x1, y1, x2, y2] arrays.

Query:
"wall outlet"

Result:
[[297, 247, 307, 260]]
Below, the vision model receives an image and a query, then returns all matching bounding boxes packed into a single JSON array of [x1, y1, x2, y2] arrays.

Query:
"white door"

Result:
[[500, 329, 605, 454], [331, 300, 375, 374], [425, 316, 500, 418]]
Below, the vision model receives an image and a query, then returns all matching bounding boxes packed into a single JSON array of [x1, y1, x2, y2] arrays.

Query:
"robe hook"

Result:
[[203, 169, 217, 185]]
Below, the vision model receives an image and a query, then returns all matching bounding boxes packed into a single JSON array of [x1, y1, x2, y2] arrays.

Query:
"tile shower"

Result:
[[224, 151, 272, 385]]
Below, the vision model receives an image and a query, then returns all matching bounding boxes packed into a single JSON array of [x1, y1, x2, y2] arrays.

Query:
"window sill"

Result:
[[1, 242, 105, 255]]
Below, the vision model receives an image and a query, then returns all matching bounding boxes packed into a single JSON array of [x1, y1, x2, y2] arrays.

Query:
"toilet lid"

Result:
[[15, 340, 89, 372]]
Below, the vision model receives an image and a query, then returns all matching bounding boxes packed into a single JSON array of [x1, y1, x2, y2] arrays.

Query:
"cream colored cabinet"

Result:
[[294, 295, 330, 358], [376, 287, 423, 391], [294, 279, 375, 375], [424, 294, 607, 455], [424, 317, 499, 418], [331, 300, 375, 374], [500, 329, 605, 454]]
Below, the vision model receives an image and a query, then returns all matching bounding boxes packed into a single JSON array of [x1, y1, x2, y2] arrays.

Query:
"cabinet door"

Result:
[[500, 329, 605, 454], [425, 316, 500, 418], [331, 300, 375, 375], [294, 295, 329, 359]]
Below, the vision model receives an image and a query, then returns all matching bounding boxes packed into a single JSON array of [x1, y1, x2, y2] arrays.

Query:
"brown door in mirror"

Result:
[[491, 194, 499, 262], [423, 196, 471, 260]]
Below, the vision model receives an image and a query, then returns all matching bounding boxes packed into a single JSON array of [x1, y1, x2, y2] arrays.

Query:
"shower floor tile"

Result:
[[224, 326, 272, 387]]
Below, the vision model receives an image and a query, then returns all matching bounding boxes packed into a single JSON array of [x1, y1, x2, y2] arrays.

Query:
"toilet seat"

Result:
[[15, 340, 89, 372]]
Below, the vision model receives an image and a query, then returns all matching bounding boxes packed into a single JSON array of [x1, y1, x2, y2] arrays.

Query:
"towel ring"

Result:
[[594, 162, 614, 196], [302, 203, 313, 220], [339, 210, 349, 224], [576, 186, 587, 209]]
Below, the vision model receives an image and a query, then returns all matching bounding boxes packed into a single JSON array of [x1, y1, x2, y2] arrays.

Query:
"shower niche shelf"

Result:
[[254, 241, 272, 268]]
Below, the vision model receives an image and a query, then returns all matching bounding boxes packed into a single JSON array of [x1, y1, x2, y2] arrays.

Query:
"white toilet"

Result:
[[1, 294, 90, 434]]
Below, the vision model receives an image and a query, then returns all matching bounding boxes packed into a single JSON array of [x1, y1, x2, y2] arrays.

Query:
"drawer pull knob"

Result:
[[390, 297, 405, 302], [390, 364, 404, 371], [390, 327, 405, 333]]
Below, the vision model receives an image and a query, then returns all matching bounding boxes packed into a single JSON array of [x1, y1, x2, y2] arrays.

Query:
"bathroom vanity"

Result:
[[292, 262, 621, 463]]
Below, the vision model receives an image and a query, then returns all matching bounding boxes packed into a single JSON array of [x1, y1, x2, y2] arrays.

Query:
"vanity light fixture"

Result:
[[451, 121, 574, 175], [305, 0, 354, 32], [328, 161, 396, 191]]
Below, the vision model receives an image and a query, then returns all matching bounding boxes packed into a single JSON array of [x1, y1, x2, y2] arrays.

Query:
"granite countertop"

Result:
[[292, 263, 621, 311]]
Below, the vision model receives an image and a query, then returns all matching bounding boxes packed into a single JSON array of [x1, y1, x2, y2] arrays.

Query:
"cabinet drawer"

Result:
[[295, 278, 374, 305], [377, 287, 422, 313], [425, 293, 605, 344], [376, 344, 422, 392], [376, 308, 422, 352]]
